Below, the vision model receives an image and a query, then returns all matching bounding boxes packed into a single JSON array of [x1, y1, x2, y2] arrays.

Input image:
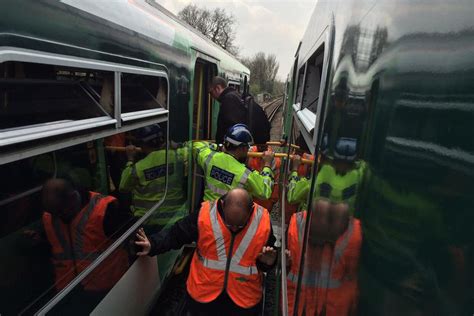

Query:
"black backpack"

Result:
[[242, 95, 271, 144]]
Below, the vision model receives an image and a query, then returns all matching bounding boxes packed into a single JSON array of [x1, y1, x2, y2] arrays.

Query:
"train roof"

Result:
[[0, 0, 249, 75]]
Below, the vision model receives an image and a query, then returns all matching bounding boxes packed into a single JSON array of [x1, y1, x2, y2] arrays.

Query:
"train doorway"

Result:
[[191, 58, 217, 211]]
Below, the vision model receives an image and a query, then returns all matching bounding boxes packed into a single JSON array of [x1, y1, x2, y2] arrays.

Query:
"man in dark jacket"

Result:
[[209, 76, 247, 144]]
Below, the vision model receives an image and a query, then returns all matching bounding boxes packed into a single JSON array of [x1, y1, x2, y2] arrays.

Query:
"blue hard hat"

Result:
[[333, 137, 357, 162], [224, 124, 254, 147], [136, 124, 163, 143]]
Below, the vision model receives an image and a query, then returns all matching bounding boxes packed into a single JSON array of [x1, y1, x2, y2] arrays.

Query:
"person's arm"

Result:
[[103, 200, 133, 238], [287, 171, 310, 204], [256, 223, 278, 272], [245, 168, 274, 200], [119, 145, 140, 193], [147, 209, 199, 256]]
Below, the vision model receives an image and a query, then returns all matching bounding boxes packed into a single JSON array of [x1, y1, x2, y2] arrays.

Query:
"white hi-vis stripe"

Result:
[[238, 169, 251, 187], [286, 217, 355, 288], [200, 202, 263, 276], [207, 182, 229, 196], [52, 194, 103, 261]]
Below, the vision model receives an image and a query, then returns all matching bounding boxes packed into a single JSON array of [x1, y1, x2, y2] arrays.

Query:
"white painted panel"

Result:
[[91, 256, 161, 316]]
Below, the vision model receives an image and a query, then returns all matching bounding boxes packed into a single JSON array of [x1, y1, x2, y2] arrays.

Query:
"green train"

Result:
[[0, 0, 248, 314], [281, 0, 474, 315]]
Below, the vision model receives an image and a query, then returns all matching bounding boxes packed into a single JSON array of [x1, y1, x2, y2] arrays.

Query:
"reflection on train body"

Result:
[[286, 137, 365, 316], [0, 122, 186, 315]]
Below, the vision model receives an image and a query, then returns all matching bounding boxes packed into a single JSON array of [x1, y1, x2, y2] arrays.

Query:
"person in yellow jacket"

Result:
[[288, 137, 365, 216], [119, 124, 187, 229], [135, 188, 277, 316], [193, 124, 274, 201]]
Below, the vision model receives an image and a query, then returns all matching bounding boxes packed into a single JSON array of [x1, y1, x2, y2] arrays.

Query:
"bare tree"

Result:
[[178, 4, 239, 55], [241, 52, 280, 94]]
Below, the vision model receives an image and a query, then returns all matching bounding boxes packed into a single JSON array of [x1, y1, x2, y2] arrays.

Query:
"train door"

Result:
[[190, 57, 217, 211], [281, 23, 336, 316]]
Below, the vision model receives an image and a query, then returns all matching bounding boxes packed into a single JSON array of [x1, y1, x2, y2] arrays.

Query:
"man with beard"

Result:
[[193, 124, 274, 201]]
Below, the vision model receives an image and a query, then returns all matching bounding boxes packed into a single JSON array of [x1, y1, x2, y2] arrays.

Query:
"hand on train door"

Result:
[[135, 228, 151, 256], [257, 246, 277, 266]]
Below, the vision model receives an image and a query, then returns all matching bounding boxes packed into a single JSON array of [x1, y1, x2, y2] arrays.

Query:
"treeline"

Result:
[[178, 4, 284, 96]]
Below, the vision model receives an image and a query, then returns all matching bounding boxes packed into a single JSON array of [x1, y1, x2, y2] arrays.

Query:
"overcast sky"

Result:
[[154, 0, 315, 80]]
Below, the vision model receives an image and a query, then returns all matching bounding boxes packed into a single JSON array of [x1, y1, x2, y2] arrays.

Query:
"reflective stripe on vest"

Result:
[[51, 194, 102, 261], [204, 151, 217, 168], [238, 169, 251, 187], [287, 211, 306, 283], [287, 217, 356, 288], [198, 202, 263, 276]]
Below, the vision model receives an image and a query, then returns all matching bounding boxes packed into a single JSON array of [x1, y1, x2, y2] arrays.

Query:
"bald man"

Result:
[[136, 188, 277, 316]]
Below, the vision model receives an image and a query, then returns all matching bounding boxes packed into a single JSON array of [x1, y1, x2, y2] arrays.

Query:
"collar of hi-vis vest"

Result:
[[50, 193, 104, 261], [197, 201, 264, 276]]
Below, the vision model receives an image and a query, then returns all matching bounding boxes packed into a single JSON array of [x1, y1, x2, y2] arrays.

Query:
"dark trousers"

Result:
[[186, 291, 261, 316]]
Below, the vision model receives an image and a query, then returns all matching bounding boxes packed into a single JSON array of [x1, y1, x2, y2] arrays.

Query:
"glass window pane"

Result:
[[121, 74, 168, 113], [0, 61, 113, 130]]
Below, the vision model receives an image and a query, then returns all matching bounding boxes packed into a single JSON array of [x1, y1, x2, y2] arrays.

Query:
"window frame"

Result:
[[291, 24, 334, 154], [0, 48, 169, 165]]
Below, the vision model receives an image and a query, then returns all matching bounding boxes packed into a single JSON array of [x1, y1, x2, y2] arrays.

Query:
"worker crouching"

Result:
[[136, 188, 277, 316]]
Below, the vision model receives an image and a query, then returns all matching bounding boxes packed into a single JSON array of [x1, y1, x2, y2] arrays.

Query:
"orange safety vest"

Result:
[[286, 211, 307, 316], [287, 212, 361, 316], [248, 146, 281, 210], [187, 201, 271, 308], [43, 192, 129, 291]]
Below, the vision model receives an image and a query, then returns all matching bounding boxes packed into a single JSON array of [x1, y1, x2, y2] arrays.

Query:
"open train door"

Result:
[[190, 54, 218, 211]]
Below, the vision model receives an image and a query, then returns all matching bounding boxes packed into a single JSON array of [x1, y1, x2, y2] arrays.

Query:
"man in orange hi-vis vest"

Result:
[[136, 188, 277, 316], [286, 199, 362, 316], [41, 178, 131, 311]]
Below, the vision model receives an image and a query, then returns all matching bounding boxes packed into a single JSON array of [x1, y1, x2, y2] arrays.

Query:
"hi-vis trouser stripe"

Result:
[[287, 217, 355, 288], [51, 194, 103, 261], [197, 202, 264, 276]]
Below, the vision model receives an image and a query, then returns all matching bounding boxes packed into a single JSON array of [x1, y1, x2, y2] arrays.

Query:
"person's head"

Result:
[[221, 188, 253, 233], [332, 137, 357, 174], [42, 178, 82, 222], [135, 124, 165, 149], [223, 124, 254, 163], [209, 76, 227, 100]]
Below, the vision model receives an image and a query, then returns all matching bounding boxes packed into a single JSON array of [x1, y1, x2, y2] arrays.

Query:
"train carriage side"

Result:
[[281, 1, 474, 315], [0, 1, 249, 315]]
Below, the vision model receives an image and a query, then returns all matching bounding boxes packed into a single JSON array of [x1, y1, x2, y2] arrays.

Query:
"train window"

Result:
[[302, 45, 324, 113], [0, 61, 112, 131], [121, 73, 168, 113], [0, 120, 188, 314], [295, 66, 306, 103]]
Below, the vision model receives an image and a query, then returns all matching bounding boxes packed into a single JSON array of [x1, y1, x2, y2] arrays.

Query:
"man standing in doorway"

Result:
[[209, 76, 247, 144]]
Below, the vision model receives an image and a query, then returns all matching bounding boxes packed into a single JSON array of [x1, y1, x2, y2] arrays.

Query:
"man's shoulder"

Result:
[[220, 88, 242, 103]]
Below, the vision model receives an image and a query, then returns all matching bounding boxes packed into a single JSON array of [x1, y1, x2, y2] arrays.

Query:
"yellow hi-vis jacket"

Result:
[[193, 141, 274, 201]]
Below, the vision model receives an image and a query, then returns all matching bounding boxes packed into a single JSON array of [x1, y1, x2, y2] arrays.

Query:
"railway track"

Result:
[[263, 96, 284, 122]]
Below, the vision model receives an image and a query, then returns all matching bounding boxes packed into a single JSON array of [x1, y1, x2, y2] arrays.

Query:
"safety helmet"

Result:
[[224, 124, 254, 147], [333, 137, 357, 162], [135, 124, 164, 143]]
